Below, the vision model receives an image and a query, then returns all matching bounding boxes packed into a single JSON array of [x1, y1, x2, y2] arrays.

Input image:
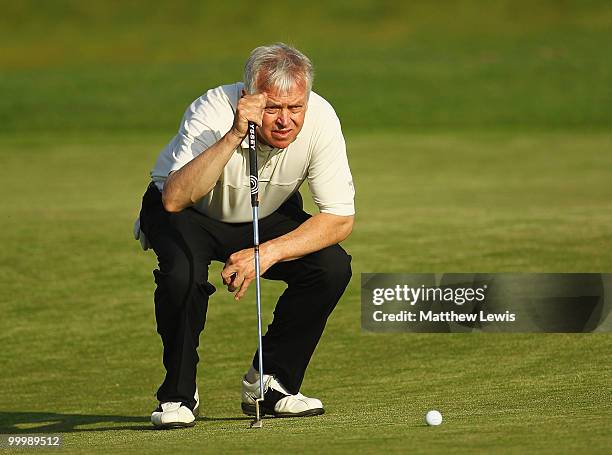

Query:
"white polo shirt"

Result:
[[151, 82, 355, 223]]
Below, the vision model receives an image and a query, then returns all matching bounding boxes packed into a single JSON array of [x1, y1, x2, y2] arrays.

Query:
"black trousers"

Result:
[[139, 183, 352, 408]]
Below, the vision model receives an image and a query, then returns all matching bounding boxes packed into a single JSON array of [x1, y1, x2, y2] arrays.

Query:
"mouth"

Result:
[[271, 129, 292, 138]]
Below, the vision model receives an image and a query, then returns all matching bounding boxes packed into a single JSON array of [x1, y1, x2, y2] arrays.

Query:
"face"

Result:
[[257, 81, 309, 149]]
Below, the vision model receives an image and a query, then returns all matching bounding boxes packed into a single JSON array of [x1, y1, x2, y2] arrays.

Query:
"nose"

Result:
[[276, 109, 289, 127]]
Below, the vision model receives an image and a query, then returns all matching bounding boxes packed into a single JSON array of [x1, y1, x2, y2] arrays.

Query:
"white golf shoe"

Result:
[[151, 387, 199, 429], [241, 374, 324, 418]]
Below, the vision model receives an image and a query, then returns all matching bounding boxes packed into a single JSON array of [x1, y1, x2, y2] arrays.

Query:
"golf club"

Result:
[[248, 120, 265, 429]]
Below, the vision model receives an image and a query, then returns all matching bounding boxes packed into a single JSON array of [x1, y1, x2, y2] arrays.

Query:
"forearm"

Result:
[[162, 130, 243, 212], [262, 213, 354, 263]]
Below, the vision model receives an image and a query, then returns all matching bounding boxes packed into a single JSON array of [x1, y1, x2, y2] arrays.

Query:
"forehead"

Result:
[[262, 82, 308, 106]]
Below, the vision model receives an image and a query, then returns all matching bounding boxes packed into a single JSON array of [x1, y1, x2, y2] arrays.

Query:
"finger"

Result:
[[235, 276, 254, 300], [236, 106, 261, 127], [227, 278, 236, 292], [224, 271, 237, 287], [228, 272, 245, 293], [227, 272, 240, 292], [221, 267, 236, 285], [254, 104, 265, 127]]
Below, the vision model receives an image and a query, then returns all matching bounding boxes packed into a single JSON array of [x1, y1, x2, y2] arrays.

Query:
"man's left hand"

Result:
[[221, 245, 277, 300]]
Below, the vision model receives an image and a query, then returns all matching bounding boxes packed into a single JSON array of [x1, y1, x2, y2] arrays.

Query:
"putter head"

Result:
[[250, 419, 263, 429], [249, 399, 264, 429]]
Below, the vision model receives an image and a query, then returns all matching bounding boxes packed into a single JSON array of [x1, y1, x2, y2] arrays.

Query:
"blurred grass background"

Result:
[[1, 1, 611, 453], [1, 0, 611, 133]]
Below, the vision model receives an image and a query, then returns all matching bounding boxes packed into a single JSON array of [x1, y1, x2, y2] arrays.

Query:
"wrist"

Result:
[[226, 127, 245, 144], [261, 240, 282, 264]]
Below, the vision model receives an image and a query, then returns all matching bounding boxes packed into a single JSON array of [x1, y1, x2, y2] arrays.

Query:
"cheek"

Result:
[[292, 113, 306, 126], [260, 116, 274, 133], [264, 114, 279, 125]]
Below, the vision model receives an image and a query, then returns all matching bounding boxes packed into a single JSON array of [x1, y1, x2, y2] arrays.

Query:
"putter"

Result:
[[248, 121, 265, 429]]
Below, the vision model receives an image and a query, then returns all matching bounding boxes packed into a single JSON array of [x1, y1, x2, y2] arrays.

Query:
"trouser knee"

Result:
[[313, 246, 352, 303], [154, 258, 193, 309], [153, 257, 213, 310]]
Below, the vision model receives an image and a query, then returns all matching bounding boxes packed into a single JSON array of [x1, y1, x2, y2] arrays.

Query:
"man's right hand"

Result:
[[230, 90, 267, 138]]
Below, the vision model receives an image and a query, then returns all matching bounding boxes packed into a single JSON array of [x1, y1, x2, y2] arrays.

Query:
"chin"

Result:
[[272, 140, 293, 149], [267, 136, 296, 149]]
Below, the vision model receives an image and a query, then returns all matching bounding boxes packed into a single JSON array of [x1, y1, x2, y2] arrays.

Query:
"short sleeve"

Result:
[[150, 84, 240, 191], [307, 111, 355, 216], [167, 97, 224, 174]]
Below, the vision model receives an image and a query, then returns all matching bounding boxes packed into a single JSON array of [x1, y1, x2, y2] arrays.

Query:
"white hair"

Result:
[[244, 43, 314, 95]]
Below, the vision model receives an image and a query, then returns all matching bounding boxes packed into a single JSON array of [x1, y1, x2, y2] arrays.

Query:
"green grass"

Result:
[[1, 0, 612, 453], [1, 132, 611, 453], [1, 1, 612, 133]]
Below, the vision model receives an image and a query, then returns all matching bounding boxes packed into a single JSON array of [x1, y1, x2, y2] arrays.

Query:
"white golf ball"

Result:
[[425, 410, 443, 426]]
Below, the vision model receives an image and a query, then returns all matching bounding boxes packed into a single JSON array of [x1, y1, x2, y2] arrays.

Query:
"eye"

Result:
[[290, 106, 303, 113], [264, 107, 280, 114]]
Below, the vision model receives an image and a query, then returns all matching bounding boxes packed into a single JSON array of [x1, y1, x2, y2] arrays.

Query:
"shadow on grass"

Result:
[[0, 412, 153, 433], [0, 412, 250, 433]]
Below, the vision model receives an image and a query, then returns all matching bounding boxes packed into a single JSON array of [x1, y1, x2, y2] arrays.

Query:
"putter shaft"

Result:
[[248, 121, 265, 429]]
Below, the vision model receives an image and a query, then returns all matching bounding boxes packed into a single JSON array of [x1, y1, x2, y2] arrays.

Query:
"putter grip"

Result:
[[248, 122, 258, 207]]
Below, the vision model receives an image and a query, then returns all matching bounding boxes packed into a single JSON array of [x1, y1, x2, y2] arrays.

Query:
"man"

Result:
[[135, 43, 355, 429]]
